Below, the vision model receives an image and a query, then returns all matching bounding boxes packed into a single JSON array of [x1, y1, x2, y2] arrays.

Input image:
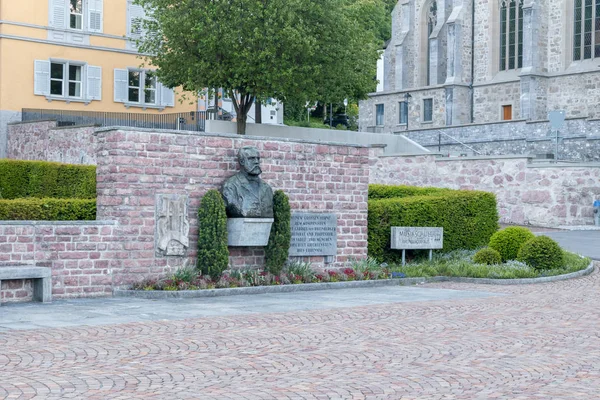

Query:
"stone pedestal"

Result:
[[227, 218, 273, 246]]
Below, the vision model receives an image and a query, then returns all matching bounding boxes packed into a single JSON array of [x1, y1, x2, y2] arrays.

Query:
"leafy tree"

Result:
[[135, 0, 382, 134]]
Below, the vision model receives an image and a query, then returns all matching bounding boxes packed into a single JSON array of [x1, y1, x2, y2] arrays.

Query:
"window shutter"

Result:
[[34, 60, 51, 96], [88, 0, 103, 32], [127, 1, 146, 39], [160, 83, 175, 107], [114, 69, 128, 103], [86, 65, 102, 100], [49, 0, 67, 29]]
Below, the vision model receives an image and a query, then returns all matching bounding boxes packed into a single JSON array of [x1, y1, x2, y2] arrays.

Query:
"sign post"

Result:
[[391, 227, 444, 265]]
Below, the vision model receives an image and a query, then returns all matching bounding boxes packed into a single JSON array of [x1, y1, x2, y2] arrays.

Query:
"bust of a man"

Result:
[[222, 146, 274, 218]]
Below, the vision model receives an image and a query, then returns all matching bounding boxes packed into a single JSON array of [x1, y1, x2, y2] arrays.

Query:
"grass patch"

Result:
[[389, 249, 591, 279]]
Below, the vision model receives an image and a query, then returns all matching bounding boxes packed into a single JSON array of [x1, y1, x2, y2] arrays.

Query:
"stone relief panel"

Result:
[[155, 194, 190, 257]]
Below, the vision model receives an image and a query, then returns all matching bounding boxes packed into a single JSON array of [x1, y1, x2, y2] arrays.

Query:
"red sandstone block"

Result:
[[59, 252, 89, 260], [0, 244, 12, 252]]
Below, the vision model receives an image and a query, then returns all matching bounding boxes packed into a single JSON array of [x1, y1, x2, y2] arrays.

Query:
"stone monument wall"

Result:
[[370, 150, 600, 226], [94, 127, 370, 285]]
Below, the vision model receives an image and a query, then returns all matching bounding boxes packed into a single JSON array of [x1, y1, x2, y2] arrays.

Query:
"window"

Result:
[[399, 101, 408, 124], [574, 0, 600, 60], [502, 104, 513, 120], [423, 99, 433, 122], [376, 104, 385, 126], [69, 0, 83, 29], [114, 68, 175, 108], [49, 0, 103, 33], [426, 1, 437, 85], [50, 62, 82, 98], [127, 70, 157, 105], [499, 0, 523, 70], [34, 60, 102, 102]]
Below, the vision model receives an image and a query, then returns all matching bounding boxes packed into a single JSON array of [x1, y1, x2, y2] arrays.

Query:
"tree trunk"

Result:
[[255, 98, 262, 124], [236, 111, 248, 135]]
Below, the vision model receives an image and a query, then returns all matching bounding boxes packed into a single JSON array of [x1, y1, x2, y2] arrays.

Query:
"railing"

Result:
[[22, 108, 207, 132], [436, 130, 482, 155]]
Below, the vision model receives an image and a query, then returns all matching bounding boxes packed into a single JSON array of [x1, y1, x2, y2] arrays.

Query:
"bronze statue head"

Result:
[[238, 146, 262, 176]]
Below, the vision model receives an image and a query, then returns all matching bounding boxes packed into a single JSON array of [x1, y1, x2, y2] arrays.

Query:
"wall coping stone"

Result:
[[95, 126, 373, 149], [527, 162, 600, 169], [8, 120, 57, 126], [53, 124, 100, 131], [434, 155, 534, 162], [114, 262, 594, 299], [0, 220, 118, 226], [378, 152, 442, 158]]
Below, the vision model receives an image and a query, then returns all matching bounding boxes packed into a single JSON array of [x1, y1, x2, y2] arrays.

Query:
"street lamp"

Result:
[[403, 92, 412, 131]]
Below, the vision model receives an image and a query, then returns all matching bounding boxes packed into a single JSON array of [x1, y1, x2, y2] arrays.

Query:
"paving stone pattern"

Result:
[[1, 264, 598, 399]]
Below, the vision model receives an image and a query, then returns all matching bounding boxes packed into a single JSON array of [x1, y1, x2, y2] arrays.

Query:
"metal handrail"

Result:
[[436, 130, 482, 155]]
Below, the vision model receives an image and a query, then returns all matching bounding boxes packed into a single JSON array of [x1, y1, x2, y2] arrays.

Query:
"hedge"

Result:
[[369, 184, 452, 200], [0, 160, 96, 200], [0, 198, 96, 220], [368, 189, 499, 263]]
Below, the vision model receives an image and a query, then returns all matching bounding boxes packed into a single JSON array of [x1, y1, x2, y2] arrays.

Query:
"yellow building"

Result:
[[0, 0, 197, 157]]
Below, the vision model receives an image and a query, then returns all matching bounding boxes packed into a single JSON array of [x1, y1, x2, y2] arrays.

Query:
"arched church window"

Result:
[[426, 1, 437, 85], [573, 0, 600, 60], [499, 0, 523, 70]]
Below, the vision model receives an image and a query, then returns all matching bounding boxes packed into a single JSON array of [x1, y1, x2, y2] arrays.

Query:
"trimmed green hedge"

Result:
[[368, 187, 499, 263], [369, 184, 452, 200], [0, 160, 96, 200], [0, 198, 96, 220]]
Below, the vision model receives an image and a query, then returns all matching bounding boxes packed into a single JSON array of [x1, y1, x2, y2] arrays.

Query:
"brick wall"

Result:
[[94, 128, 370, 287], [0, 222, 116, 302], [7, 121, 97, 165], [370, 150, 600, 226]]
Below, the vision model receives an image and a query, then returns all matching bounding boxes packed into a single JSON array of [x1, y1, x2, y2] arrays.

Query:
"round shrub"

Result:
[[488, 227, 535, 262], [473, 247, 502, 265], [264, 190, 291, 275], [197, 189, 229, 280], [517, 235, 563, 270]]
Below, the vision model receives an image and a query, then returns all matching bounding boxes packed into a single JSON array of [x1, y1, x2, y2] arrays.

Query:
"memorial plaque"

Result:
[[289, 213, 337, 256], [391, 227, 443, 249], [155, 194, 190, 256]]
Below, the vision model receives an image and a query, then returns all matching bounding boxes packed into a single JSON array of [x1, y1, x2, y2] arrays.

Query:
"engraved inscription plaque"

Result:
[[391, 227, 443, 250], [155, 194, 190, 257], [289, 213, 337, 256]]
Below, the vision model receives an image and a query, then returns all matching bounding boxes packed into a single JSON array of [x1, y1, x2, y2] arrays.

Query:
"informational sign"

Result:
[[390, 227, 443, 250], [289, 213, 337, 256]]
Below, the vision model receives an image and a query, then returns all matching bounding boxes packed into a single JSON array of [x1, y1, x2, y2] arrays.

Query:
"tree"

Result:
[[135, 0, 382, 134]]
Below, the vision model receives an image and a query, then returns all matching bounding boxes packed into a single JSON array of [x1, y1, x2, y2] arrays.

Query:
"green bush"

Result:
[[368, 188, 498, 263], [265, 190, 291, 275], [197, 189, 229, 280], [488, 226, 535, 262], [369, 184, 451, 200], [0, 198, 96, 220], [0, 160, 96, 199], [517, 235, 564, 270], [473, 247, 502, 265]]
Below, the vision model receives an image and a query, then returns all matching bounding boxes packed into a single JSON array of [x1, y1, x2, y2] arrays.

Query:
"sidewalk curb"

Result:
[[114, 262, 595, 299]]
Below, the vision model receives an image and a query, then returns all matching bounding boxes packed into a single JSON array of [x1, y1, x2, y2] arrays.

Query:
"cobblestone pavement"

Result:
[[1, 264, 599, 399]]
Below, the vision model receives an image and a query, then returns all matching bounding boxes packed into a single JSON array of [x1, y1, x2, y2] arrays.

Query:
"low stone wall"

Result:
[[7, 120, 97, 164], [401, 118, 600, 162], [370, 151, 600, 226], [0, 221, 117, 302]]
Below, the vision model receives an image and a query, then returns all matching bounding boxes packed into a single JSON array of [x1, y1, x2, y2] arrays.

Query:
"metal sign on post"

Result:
[[391, 227, 444, 265]]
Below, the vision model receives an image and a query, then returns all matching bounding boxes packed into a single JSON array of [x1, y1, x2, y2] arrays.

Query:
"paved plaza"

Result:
[[0, 262, 598, 399]]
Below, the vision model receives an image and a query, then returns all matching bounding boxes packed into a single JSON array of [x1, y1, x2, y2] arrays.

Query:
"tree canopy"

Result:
[[136, 0, 385, 134]]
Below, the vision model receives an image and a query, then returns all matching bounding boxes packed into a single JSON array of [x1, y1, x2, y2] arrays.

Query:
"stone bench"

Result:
[[0, 265, 52, 303]]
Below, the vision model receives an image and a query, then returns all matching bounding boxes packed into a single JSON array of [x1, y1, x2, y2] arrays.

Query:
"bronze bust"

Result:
[[222, 146, 274, 218]]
